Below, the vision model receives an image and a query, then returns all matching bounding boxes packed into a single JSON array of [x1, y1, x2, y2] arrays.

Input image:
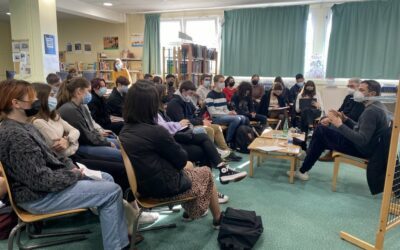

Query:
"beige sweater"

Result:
[[32, 117, 80, 157]]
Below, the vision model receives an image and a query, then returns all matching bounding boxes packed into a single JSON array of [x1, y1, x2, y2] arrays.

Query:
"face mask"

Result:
[[82, 92, 92, 104], [296, 82, 304, 88], [48, 97, 58, 111], [347, 88, 356, 95], [168, 81, 174, 87], [120, 85, 129, 94], [23, 100, 41, 117], [305, 87, 314, 91], [218, 82, 225, 89], [252, 80, 259, 85], [98, 87, 107, 97], [116, 63, 122, 70], [353, 90, 365, 102], [228, 82, 235, 87], [204, 80, 211, 88]]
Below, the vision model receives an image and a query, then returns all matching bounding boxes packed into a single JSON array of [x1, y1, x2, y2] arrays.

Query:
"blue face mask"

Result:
[[296, 82, 304, 88], [82, 92, 92, 104], [98, 87, 107, 96], [48, 96, 58, 111]]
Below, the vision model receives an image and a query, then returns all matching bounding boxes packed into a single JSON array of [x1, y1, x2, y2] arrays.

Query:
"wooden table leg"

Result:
[[256, 154, 261, 167], [249, 151, 254, 177], [289, 157, 295, 183]]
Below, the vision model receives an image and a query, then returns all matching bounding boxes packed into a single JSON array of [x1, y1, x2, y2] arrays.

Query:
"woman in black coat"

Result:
[[258, 82, 289, 129]]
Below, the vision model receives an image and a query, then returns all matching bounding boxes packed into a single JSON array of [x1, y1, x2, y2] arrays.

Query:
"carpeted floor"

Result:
[[2, 154, 400, 250]]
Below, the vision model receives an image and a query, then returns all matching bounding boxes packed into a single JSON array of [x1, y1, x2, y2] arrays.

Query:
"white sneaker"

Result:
[[287, 170, 309, 181], [139, 211, 159, 224], [217, 147, 231, 159], [218, 192, 229, 204]]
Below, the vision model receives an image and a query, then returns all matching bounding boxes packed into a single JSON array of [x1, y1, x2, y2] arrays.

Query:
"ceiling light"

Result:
[[6, 12, 11, 15], [103, 2, 113, 6]]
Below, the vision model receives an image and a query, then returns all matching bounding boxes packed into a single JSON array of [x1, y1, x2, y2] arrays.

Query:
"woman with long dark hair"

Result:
[[231, 81, 267, 125], [119, 81, 223, 225], [295, 80, 323, 134]]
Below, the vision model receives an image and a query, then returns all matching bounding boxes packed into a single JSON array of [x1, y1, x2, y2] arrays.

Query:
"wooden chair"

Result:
[[331, 151, 369, 192], [119, 143, 195, 250], [267, 118, 279, 128], [0, 162, 90, 250]]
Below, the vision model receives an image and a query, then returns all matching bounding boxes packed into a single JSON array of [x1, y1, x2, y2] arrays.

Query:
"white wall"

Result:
[[0, 20, 13, 80]]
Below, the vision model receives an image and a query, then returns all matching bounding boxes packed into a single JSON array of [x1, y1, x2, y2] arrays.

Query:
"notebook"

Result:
[[299, 98, 317, 110]]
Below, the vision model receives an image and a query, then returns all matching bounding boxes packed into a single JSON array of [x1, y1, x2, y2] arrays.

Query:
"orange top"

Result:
[[112, 68, 132, 85]]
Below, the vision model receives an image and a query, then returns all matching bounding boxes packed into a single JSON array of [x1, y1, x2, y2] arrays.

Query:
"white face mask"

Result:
[[347, 88, 356, 95], [204, 80, 211, 88], [217, 82, 225, 90], [353, 90, 365, 102]]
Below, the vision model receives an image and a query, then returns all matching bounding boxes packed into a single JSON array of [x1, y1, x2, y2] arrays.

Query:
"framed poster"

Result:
[[84, 42, 92, 53], [74, 42, 82, 53], [130, 33, 144, 47], [44, 34, 56, 55], [103, 36, 119, 50]]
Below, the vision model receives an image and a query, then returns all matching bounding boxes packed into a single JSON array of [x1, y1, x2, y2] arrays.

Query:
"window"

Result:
[[160, 20, 182, 47], [185, 19, 218, 48], [160, 17, 219, 49], [304, 13, 314, 77]]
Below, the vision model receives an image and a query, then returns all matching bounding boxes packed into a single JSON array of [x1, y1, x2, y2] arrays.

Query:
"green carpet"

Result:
[[2, 155, 400, 250]]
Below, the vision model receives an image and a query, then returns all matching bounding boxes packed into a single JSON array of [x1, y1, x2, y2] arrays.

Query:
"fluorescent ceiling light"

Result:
[[103, 2, 113, 7], [6, 12, 11, 15]]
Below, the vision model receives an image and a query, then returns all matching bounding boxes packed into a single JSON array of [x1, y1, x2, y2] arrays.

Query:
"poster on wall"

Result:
[[84, 42, 92, 53], [12, 41, 20, 52], [66, 42, 73, 52], [44, 34, 56, 55], [20, 41, 29, 52], [103, 36, 119, 50], [130, 33, 144, 47], [74, 42, 82, 53], [12, 52, 20, 62]]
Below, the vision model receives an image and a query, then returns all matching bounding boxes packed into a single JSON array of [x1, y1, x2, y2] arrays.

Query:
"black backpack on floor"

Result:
[[234, 125, 256, 153], [218, 207, 264, 250]]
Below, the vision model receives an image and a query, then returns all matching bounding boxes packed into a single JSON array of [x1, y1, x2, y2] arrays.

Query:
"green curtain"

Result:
[[221, 6, 309, 77], [326, 0, 400, 79], [143, 14, 161, 75]]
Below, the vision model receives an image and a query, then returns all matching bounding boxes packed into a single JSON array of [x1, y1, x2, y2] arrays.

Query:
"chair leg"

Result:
[[332, 159, 340, 192], [139, 223, 176, 232], [8, 220, 25, 250], [18, 235, 87, 250], [130, 210, 141, 250]]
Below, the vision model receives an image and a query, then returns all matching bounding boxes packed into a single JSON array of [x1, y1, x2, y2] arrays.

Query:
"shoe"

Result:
[[286, 170, 309, 181], [226, 152, 242, 162], [139, 211, 159, 224], [219, 164, 247, 184], [213, 213, 223, 230], [319, 151, 334, 162], [218, 192, 229, 204], [217, 147, 231, 159], [127, 233, 144, 247], [182, 210, 208, 222]]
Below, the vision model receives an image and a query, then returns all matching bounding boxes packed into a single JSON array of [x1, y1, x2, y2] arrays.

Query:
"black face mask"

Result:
[[161, 96, 169, 104], [228, 82, 235, 87], [252, 80, 258, 85], [23, 100, 41, 117], [168, 81, 174, 87]]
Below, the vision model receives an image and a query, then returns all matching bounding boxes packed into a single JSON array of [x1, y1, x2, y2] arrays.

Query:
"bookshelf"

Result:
[[162, 44, 218, 87]]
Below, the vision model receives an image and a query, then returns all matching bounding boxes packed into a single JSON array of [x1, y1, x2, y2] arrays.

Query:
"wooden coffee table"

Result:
[[247, 130, 304, 183]]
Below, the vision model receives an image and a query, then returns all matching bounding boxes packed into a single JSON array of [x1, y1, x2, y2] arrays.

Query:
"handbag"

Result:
[[174, 127, 194, 143]]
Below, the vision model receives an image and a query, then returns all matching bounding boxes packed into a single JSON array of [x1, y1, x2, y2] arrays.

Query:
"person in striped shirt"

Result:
[[206, 75, 248, 148]]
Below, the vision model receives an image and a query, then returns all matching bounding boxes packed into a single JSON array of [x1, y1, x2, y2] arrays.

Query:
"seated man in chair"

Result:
[[291, 80, 389, 181], [319, 78, 365, 161]]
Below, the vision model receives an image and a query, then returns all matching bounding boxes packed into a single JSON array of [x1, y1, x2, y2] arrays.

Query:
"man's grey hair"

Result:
[[348, 77, 362, 84]]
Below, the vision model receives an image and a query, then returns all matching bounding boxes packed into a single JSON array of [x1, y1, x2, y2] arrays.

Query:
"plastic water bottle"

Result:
[[283, 119, 289, 136]]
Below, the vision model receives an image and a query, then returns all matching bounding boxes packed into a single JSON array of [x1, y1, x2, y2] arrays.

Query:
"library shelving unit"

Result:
[[162, 43, 218, 87]]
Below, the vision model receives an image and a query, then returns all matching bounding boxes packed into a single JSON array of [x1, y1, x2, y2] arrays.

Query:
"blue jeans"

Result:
[[212, 115, 248, 142], [19, 173, 129, 250], [78, 138, 122, 162]]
